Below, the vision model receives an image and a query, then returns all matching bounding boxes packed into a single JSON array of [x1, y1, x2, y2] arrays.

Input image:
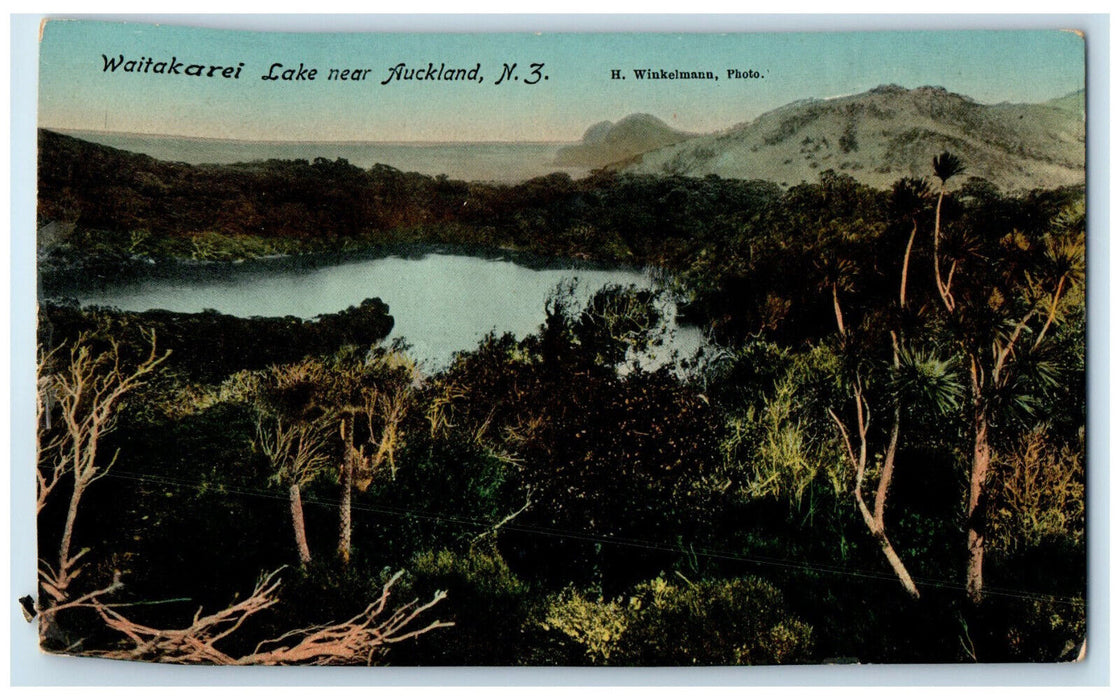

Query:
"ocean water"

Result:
[[56, 130, 588, 184]]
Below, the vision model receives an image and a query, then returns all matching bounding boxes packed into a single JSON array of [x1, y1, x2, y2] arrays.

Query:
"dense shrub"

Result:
[[542, 575, 813, 665], [390, 550, 533, 665]]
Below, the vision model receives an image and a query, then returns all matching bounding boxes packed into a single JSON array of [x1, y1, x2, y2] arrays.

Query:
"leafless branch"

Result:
[[93, 569, 452, 665], [37, 330, 169, 600], [472, 488, 534, 548]]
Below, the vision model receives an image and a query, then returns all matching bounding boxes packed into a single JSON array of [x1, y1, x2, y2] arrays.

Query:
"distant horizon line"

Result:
[[42, 82, 1083, 147], [42, 126, 577, 147]]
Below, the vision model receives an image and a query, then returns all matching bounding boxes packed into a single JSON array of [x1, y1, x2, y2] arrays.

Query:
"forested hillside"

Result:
[[35, 133, 1086, 665]]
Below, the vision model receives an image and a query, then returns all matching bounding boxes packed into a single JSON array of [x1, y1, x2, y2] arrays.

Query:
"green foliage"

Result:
[[932, 151, 966, 184], [393, 550, 532, 665], [38, 130, 786, 286], [720, 344, 848, 506], [545, 575, 813, 665], [676, 170, 890, 345], [542, 588, 630, 664], [176, 230, 301, 261], [965, 595, 1086, 662], [572, 283, 666, 367], [361, 437, 521, 557], [988, 429, 1085, 554], [421, 292, 722, 589], [40, 298, 395, 383], [892, 344, 964, 416]]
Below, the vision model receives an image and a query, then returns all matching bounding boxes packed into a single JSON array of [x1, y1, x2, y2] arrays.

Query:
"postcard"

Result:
[[30, 19, 1087, 667]]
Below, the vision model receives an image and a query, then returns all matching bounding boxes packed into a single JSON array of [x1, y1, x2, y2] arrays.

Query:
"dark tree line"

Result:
[[38, 130, 780, 274], [40, 297, 394, 383]]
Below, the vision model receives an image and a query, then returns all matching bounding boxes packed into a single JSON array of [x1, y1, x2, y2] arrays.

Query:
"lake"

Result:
[[57, 130, 588, 184], [59, 250, 706, 372]]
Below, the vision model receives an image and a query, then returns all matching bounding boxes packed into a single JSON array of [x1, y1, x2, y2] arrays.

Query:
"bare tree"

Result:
[[256, 415, 330, 565], [37, 330, 169, 606], [34, 334, 450, 665], [92, 570, 451, 665], [335, 352, 415, 563]]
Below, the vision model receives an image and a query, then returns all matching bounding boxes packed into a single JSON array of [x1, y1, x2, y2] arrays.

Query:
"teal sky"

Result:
[[38, 21, 1086, 142]]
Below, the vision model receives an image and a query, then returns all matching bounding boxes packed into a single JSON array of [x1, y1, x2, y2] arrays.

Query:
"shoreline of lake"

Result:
[[41, 247, 706, 371], [39, 240, 659, 299]]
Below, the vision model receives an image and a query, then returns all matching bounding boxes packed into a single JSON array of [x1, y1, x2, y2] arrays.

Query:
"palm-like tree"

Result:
[[961, 213, 1085, 602], [823, 215, 942, 599], [932, 152, 965, 311], [928, 156, 1085, 603], [1033, 202, 1087, 350], [829, 370, 922, 599], [891, 177, 931, 309], [813, 254, 858, 337]]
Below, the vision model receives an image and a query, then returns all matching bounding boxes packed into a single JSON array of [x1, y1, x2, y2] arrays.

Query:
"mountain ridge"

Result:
[[613, 85, 1085, 191], [555, 113, 695, 169]]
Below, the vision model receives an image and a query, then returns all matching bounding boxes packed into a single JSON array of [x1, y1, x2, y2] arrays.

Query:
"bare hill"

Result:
[[619, 85, 1085, 191], [555, 113, 695, 168]]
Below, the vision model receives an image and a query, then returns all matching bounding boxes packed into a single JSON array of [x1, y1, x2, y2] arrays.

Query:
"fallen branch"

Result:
[[93, 569, 452, 665]]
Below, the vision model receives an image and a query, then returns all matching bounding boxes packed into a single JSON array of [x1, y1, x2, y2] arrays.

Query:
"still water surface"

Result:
[[65, 252, 705, 371]]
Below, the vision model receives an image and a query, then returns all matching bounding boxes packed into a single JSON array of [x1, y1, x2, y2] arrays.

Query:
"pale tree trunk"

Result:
[[825, 287, 919, 598], [966, 379, 990, 604], [832, 282, 846, 335], [875, 405, 901, 527], [964, 312, 1029, 604], [900, 221, 918, 308], [872, 405, 920, 598], [863, 407, 920, 599], [875, 336, 905, 529], [55, 481, 87, 594], [853, 480, 920, 598], [338, 466, 352, 563], [338, 417, 353, 563], [289, 483, 311, 565], [933, 190, 943, 297], [830, 386, 920, 599], [52, 341, 164, 596], [37, 332, 168, 632], [933, 189, 956, 312]]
